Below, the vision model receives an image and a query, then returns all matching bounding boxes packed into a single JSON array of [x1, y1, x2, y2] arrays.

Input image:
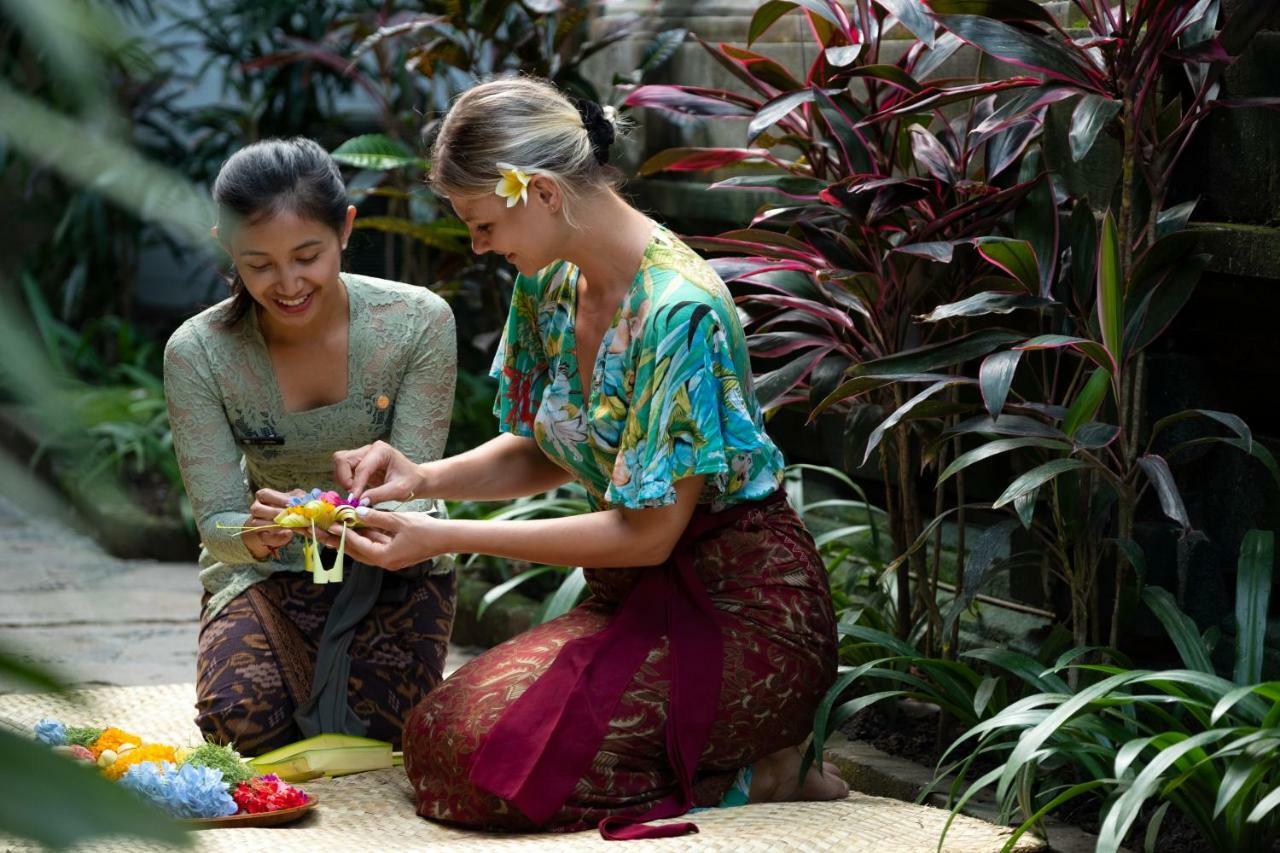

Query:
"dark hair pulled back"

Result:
[[212, 137, 348, 326]]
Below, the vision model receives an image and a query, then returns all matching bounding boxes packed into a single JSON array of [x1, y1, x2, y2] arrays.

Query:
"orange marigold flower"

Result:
[[103, 743, 178, 781], [90, 727, 142, 758]]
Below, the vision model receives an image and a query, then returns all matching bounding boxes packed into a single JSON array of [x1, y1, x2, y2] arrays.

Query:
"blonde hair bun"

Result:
[[429, 77, 623, 222]]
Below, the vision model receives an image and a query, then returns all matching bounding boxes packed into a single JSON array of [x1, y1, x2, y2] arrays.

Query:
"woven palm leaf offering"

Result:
[[220, 488, 363, 583], [32, 719, 314, 824]]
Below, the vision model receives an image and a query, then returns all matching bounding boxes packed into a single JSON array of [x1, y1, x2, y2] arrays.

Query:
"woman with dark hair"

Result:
[[163, 137, 457, 754], [323, 79, 845, 838]]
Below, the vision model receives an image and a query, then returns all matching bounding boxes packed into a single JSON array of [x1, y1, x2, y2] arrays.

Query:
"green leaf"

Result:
[[918, 292, 1053, 323], [979, 349, 1021, 419], [711, 175, 828, 198], [1097, 729, 1237, 853], [927, 0, 1058, 26], [1151, 409, 1252, 454], [824, 44, 863, 66], [993, 458, 1086, 509], [938, 437, 1069, 485], [1063, 367, 1111, 438], [942, 519, 1020, 638], [1143, 585, 1214, 673], [1069, 200, 1097, 310], [892, 241, 958, 263], [353, 216, 469, 251], [1127, 254, 1207, 354], [1233, 530, 1274, 686], [851, 329, 1023, 378], [747, 89, 814, 142], [1112, 537, 1148, 581], [813, 89, 871, 173], [1014, 488, 1037, 528], [874, 0, 936, 48], [331, 134, 425, 171], [1097, 209, 1124, 367], [748, 0, 799, 45], [0, 729, 191, 849], [973, 676, 999, 716], [758, 350, 825, 408], [843, 64, 924, 93], [477, 566, 558, 620], [1246, 785, 1280, 824], [1014, 161, 1059, 297], [1136, 454, 1191, 530], [973, 237, 1041, 294], [1069, 94, 1120, 161], [862, 378, 973, 465], [1018, 334, 1115, 372], [949, 413, 1065, 440], [538, 568, 586, 624], [936, 14, 1101, 88]]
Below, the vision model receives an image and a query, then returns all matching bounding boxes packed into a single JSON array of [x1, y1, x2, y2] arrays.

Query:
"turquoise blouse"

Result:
[[490, 226, 784, 511]]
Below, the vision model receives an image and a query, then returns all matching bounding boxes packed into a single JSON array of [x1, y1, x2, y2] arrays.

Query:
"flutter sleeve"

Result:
[[489, 271, 551, 437], [163, 325, 257, 565], [604, 299, 768, 509]]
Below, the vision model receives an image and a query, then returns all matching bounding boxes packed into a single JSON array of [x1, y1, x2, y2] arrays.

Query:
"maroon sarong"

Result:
[[468, 492, 753, 838], [402, 492, 836, 833]]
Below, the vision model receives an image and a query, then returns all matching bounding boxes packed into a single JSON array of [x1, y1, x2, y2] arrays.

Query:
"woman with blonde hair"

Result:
[[326, 77, 846, 837]]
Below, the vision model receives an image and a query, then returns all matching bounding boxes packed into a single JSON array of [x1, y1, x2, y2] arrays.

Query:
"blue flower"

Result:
[[168, 762, 238, 818], [119, 760, 172, 805], [34, 718, 67, 746], [121, 761, 237, 819]]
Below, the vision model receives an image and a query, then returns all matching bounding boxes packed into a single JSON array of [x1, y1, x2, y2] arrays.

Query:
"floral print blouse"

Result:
[[491, 226, 784, 511]]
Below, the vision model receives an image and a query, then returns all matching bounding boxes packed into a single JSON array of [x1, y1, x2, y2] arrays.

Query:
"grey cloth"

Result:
[[292, 559, 382, 738]]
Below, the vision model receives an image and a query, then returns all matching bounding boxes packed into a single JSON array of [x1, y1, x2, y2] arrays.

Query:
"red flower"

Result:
[[232, 774, 310, 814], [502, 363, 546, 431]]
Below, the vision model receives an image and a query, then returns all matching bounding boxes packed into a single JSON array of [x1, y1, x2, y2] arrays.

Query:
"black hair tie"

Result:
[[573, 98, 615, 165]]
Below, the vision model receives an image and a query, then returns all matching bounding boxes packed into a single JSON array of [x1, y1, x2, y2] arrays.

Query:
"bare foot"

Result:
[[748, 745, 849, 803]]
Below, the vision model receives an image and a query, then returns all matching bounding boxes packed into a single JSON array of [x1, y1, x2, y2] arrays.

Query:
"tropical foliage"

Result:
[[627, 0, 1280, 657]]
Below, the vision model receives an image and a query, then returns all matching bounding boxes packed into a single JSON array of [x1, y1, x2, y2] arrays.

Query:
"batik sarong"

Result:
[[195, 565, 455, 754], [402, 493, 836, 832]]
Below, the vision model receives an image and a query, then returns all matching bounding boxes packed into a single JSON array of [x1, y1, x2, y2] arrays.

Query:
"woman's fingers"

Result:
[[353, 507, 399, 531], [332, 444, 372, 491], [356, 482, 405, 505], [248, 499, 283, 523], [254, 487, 297, 509], [348, 443, 394, 498], [331, 527, 388, 565]]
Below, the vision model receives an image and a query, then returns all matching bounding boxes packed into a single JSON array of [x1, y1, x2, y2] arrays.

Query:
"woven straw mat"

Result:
[[0, 683, 1042, 852]]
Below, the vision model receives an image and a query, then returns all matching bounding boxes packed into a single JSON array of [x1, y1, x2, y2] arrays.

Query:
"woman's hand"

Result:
[[243, 487, 303, 561], [319, 509, 443, 571], [332, 440, 425, 505]]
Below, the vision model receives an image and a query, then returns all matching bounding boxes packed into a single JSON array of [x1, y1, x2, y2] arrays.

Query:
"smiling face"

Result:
[[220, 205, 355, 331], [450, 176, 567, 277]]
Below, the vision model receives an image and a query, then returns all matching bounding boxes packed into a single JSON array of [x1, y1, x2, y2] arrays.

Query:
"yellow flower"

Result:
[[495, 162, 532, 207], [91, 726, 141, 759], [103, 743, 178, 781]]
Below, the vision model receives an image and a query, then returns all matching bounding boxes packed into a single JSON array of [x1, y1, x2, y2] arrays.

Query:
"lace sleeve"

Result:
[[380, 293, 456, 515], [163, 325, 257, 564]]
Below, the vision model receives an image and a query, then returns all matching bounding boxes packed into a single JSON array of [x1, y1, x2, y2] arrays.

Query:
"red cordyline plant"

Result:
[[627, 0, 1064, 650], [627, 0, 1280, 653], [845, 0, 1280, 652]]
